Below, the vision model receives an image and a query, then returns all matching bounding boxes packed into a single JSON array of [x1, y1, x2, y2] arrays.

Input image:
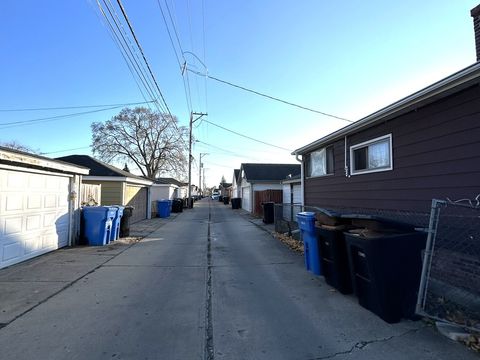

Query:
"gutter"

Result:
[[292, 62, 480, 155]]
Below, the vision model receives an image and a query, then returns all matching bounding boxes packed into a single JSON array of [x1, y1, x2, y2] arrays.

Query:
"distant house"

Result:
[[219, 181, 232, 198], [293, 62, 480, 225], [150, 177, 187, 216], [57, 155, 153, 224], [231, 169, 240, 198], [151, 178, 188, 200], [0, 147, 88, 269], [239, 163, 301, 213]]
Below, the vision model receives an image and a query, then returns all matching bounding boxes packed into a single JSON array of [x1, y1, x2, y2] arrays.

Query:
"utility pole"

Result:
[[188, 111, 207, 207], [199, 153, 208, 197]]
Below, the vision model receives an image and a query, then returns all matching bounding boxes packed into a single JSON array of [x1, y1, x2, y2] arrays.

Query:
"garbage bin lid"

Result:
[[297, 211, 315, 217], [340, 213, 415, 231], [315, 207, 342, 218]]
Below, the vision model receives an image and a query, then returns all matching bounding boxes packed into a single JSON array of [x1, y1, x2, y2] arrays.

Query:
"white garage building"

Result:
[[0, 147, 88, 269]]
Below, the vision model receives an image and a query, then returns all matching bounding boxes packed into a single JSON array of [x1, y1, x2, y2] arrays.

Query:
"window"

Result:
[[306, 146, 334, 177], [350, 134, 392, 175]]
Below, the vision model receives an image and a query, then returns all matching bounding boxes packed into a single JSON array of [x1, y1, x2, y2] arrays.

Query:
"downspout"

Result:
[[295, 153, 304, 206], [147, 185, 152, 219], [344, 135, 350, 178]]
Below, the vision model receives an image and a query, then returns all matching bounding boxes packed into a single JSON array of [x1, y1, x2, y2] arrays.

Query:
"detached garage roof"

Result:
[[56, 155, 152, 185], [241, 163, 301, 182], [0, 146, 89, 175], [154, 177, 187, 187]]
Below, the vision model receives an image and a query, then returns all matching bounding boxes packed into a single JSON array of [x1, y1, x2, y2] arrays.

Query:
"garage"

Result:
[[0, 148, 87, 269], [56, 155, 153, 222], [126, 185, 148, 224], [242, 186, 251, 212]]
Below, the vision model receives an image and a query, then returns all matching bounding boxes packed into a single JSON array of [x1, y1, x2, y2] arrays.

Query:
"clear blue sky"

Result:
[[0, 1, 478, 187]]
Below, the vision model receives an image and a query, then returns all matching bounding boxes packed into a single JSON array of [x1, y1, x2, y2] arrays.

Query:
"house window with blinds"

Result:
[[350, 134, 393, 175]]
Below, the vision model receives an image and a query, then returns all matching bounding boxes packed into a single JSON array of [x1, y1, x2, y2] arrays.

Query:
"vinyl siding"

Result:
[[304, 84, 480, 218], [83, 180, 122, 205]]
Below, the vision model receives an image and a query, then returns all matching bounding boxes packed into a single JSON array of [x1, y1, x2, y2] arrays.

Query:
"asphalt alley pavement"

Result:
[[0, 199, 477, 359]]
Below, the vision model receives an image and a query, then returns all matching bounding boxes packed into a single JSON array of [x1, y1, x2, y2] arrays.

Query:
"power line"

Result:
[[0, 100, 155, 112], [201, 119, 292, 152], [188, 68, 353, 123], [40, 146, 91, 155], [0, 105, 124, 129], [115, 0, 173, 119], [97, 0, 158, 111], [196, 140, 262, 161]]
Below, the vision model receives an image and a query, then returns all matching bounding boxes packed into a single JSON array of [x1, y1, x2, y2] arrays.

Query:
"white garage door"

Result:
[[0, 169, 70, 269], [242, 186, 251, 212], [293, 184, 302, 204]]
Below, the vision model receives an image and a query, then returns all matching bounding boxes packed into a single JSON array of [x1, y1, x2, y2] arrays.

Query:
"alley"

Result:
[[0, 200, 476, 359]]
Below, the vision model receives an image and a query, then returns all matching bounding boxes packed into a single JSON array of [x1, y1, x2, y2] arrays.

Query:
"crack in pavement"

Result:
[[204, 202, 215, 360], [307, 326, 428, 360]]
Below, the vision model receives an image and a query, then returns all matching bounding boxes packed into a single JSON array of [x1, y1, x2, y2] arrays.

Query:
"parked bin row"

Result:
[[297, 210, 427, 324], [81, 205, 133, 246], [156, 198, 186, 218]]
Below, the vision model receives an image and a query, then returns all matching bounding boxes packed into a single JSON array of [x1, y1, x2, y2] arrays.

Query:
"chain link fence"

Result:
[[274, 203, 431, 235], [416, 199, 480, 331]]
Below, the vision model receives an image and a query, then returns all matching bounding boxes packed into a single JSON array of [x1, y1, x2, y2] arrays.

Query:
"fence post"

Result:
[[416, 199, 444, 314]]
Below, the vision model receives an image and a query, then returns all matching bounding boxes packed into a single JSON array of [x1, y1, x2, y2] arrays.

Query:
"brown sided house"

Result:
[[293, 62, 480, 226]]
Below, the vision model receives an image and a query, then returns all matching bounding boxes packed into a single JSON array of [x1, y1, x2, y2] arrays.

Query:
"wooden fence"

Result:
[[80, 183, 101, 206], [254, 189, 283, 216]]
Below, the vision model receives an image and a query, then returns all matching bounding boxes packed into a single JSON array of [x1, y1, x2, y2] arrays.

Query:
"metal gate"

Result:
[[416, 198, 480, 331]]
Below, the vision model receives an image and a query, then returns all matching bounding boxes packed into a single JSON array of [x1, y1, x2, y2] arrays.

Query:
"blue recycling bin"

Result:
[[297, 212, 322, 275], [82, 206, 117, 246], [157, 200, 170, 218], [109, 206, 125, 241]]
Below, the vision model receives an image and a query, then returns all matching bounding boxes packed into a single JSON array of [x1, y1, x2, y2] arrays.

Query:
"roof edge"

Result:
[[0, 148, 89, 175], [293, 62, 480, 155]]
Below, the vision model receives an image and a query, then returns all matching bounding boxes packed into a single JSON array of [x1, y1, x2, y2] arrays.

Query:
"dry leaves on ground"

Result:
[[463, 334, 480, 352], [274, 232, 304, 253]]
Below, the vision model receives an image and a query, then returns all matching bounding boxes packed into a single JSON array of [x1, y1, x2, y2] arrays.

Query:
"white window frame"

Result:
[[349, 134, 393, 175]]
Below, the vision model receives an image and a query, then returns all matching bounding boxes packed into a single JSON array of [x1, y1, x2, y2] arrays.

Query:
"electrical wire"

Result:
[[97, 0, 157, 110], [0, 105, 124, 129], [200, 119, 292, 152], [0, 100, 155, 112], [40, 146, 91, 155], [115, 0, 173, 119], [188, 68, 353, 123]]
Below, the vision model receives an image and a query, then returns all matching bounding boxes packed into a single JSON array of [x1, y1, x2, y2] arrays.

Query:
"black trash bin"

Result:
[[223, 196, 230, 205], [314, 208, 354, 294], [342, 214, 427, 323], [120, 206, 134, 237], [172, 198, 183, 213], [262, 202, 275, 224], [231, 198, 241, 209]]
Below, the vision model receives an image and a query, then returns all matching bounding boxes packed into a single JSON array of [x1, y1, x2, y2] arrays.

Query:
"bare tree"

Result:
[[91, 107, 188, 179], [0, 141, 38, 154]]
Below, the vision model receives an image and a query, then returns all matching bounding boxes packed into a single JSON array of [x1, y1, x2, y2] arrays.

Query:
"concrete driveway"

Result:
[[0, 199, 476, 359]]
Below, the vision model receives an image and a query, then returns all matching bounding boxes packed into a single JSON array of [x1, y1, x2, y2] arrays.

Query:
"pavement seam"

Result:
[[307, 326, 429, 360], [204, 201, 215, 360]]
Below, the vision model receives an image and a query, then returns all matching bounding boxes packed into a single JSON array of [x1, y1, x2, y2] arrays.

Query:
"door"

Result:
[[126, 185, 147, 223], [0, 169, 70, 269], [242, 186, 251, 212]]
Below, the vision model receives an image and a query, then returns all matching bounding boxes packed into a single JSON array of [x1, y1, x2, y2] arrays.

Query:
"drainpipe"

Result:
[[344, 136, 350, 178], [295, 153, 304, 206]]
